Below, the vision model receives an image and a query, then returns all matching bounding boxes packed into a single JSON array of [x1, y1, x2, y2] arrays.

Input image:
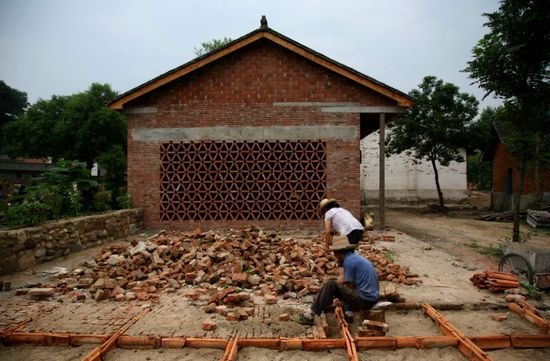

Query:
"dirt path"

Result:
[[385, 208, 550, 270]]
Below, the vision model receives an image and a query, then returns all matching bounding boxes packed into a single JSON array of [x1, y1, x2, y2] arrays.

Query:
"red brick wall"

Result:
[[125, 40, 395, 230], [492, 142, 550, 194]]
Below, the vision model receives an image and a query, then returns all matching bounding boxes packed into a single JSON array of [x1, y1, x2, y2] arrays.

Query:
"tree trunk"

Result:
[[431, 158, 445, 208], [534, 138, 543, 207], [512, 160, 526, 242]]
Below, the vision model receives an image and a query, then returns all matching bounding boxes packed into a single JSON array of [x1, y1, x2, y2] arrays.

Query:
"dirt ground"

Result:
[[1, 197, 550, 360]]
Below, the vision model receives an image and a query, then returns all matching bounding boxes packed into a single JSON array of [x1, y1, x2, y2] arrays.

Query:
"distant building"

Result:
[[485, 123, 550, 211], [0, 155, 52, 196], [360, 130, 468, 205]]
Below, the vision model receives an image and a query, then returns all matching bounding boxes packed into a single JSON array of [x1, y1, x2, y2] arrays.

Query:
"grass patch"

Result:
[[467, 242, 504, 258]]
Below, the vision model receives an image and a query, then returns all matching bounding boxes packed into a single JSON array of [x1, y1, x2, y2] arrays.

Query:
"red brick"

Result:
[[202, 322, 217, 331]]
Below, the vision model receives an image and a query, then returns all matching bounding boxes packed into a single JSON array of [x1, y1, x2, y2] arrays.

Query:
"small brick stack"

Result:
[[470, 270, 520, 292]]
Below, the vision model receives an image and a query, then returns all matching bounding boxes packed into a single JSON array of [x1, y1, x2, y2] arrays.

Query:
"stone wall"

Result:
[[0, 209, 143, 275]]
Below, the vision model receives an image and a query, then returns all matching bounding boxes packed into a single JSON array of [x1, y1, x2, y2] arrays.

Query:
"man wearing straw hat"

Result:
[[317, 198, 364, 248], [293, 236, 380, 325]]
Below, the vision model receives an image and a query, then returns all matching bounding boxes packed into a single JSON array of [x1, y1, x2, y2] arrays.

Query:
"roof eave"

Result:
[[108, 27, 414, 110]]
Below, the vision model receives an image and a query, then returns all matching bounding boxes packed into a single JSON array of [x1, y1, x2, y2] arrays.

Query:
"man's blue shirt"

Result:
[[343, 252, 379, 302]]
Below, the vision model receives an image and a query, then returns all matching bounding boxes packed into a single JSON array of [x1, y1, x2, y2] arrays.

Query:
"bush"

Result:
[[94, 190, 112, 212], [115, 192, 133, 209], [4, 201, 51, 228], [0, 160, 133, 229]]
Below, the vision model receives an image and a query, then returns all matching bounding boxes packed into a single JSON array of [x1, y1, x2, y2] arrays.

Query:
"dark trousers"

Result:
[[311, 280, 377, 316], [347, 229, 364, 244]]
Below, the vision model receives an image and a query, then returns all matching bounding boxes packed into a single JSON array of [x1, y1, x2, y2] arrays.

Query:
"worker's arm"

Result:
[[324, 219, 333, 247], [338, 269, 354, 288]]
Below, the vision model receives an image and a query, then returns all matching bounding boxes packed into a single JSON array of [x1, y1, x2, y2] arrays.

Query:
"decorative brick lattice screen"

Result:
[[160, 140, 327, 221]]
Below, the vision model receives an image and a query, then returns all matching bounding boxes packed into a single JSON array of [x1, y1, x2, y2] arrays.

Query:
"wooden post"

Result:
[[379, 113, 386, 230]]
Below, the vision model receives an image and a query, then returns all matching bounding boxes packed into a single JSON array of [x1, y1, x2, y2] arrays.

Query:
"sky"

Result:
[[0, 0, 503, 110]]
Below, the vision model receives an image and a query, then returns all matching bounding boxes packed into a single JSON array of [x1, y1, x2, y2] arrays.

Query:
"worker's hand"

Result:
[[333, 299, 343, 308]]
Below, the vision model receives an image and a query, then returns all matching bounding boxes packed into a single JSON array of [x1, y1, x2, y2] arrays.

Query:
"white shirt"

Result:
[[324, 207, 363, 236]]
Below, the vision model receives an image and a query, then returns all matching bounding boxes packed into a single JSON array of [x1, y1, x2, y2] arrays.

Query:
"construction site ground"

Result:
[[1, 196, 550, 360]]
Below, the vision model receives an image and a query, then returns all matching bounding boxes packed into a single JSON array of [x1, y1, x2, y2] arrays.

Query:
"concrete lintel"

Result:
[[123, 107, 158, 115], [273, 102, 359, 107], [132, 125, 357, 142], [321, 106, 407, 113]]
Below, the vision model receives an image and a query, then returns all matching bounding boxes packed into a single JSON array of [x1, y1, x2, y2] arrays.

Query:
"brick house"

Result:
[[487, 123, 550, 211], [108, 19, 413, 230]]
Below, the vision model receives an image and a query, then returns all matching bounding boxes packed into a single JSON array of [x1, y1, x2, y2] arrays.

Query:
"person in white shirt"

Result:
[[317, 198, 364, 248]]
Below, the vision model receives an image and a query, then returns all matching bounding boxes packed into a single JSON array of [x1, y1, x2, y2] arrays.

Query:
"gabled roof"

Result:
[[108, 20, 415, 110], [482, 120, 550, 161]]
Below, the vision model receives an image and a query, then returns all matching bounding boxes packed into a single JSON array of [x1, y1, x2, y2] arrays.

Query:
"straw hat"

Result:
[[317, 198, 338, 216], [329, 235, 357, 251]]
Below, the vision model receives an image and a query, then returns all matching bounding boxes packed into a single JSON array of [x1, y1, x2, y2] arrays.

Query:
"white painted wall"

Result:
[[360, 130, 468, 204]]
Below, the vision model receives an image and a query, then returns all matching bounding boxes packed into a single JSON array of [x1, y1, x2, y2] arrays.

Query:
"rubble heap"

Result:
[[19, 227, 421, 303]]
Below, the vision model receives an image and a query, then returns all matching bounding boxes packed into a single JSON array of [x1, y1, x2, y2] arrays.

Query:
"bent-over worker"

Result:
[[317, 198, 363, 247]]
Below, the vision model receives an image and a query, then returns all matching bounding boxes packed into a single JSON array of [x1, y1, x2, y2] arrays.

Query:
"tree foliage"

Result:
[[464, 0, 550, 242], [194, 37, 232, 56], [0, 80, 28, 140], [2, 83, 127, 167], [1, 83, 128, 212], [466, 107, 498, 191], [386, 76, 479, 208]]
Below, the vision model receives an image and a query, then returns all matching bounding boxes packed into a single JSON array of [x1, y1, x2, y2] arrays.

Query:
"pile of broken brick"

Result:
[[16, 227, 421, 310]]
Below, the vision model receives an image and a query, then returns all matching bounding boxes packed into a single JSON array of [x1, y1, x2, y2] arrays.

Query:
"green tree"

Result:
[[386, 76, 479, 208], [2, 83, 128, 208], [466, 107, 498, 191], [194, 37, 232, 56], [0, 80, 28, 144], [464, 0, 550, 242], [2, 83, 127, 167]]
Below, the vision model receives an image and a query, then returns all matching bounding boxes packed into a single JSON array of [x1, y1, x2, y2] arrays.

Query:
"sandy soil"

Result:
[[1, 202, 550, 361]]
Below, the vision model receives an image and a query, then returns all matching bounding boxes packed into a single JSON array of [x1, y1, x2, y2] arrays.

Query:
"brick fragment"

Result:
[[202, 322, 217, 331], [28, 288, 55, 298], [279, 313, 290, 321], [491, 313, 508, 322], [226, 312, 239, 321], [15, 289, 28, 296]]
